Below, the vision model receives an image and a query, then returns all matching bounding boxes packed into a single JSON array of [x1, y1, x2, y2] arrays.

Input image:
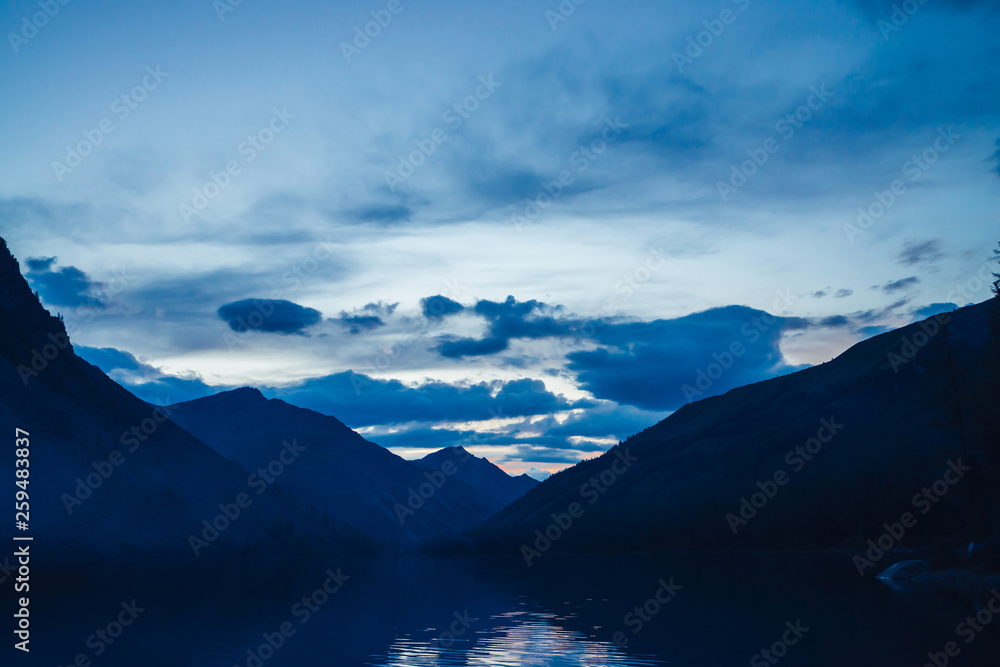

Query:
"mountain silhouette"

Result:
[[413, 445, 538, 511], [0, 237, 371, 562], [458, 299, 1000, 555], [166, 390, 526, 547]]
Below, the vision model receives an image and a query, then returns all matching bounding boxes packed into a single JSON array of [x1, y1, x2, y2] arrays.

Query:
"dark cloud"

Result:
[[913, 302, 957, 319], [26, 256, 56, 272], [372, 425, 612, 463], [270, 371, 588, 427], [351, 204, 412, 224], [567, 306, 807, 411], [77, 346, 143, 373], [437, 296, 574, 358], [428, 298, 850, 412], [835, 289, 854, 298], [526, 403, 669, 441], [217, 299, 322, 335], [76, 346, 216, 405], [337, 314, 384, 334], [24, 257, 105, 308], [437, 336, 509, 357], [879, 276, 920, 293], [858, 325, 890, 338], [335, 301, 398, 334], [898, 239, 944, 266], [817, 315, 850, 327], [853, 299, 910, 323], [812, 290, 828, 298], [420, 294, 465, 320]]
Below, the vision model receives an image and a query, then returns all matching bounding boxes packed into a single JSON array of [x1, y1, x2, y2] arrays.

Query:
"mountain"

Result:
[[413, 446, 538, 511], [0, 237, 368, 562], [460, 299, 1000, 555], [165, 391, 502, 547]]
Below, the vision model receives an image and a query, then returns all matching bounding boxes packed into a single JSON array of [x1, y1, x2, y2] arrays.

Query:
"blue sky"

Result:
[[2, 0, 997, 475]]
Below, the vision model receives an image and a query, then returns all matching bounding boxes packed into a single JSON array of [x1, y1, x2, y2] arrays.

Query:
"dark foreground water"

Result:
[[21, 552, 1000, 666]]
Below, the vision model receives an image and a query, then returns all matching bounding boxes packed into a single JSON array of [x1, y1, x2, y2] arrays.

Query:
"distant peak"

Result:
[[220, 386, 266, 401]]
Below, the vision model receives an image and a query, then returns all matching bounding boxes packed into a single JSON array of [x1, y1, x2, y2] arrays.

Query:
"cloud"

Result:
[[566, 306, 809, 411], [817, 315, 850, 327], [812, 290, 828, 298], [335, 301, 399, 334], [437, 336, 509, 357], [898, 239, 944, 266], [879, 276, 920, 293], [853, 299, 910, 323], [834, 289, 854, 298], [26, 256, 56, 272], [23, 257, 105, 308], [913, 302, 957, 319], [76, 346, 217, 404], [350, 204, 412, 224], [858, 325, 890, 338], [436, 296, 573, 358], [420, 294, 464, 320], [217, 299, 322, 335], [270, 371, 588, 427]]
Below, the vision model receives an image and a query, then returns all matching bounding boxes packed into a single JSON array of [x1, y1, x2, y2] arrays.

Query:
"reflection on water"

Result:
[[25, 552, 1000, 666], [369, 606, 662, 666]]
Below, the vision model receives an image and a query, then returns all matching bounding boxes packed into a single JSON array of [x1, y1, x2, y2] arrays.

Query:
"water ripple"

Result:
[[366, 608, 663, 667]]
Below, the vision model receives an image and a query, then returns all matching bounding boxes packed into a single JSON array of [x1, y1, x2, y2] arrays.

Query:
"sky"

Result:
[[1, 0, 997, 477]]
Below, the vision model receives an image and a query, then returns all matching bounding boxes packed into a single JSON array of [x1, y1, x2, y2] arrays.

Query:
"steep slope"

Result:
[[166, 390, 499, 546], [0, 237, 366, 562], [463, 299, 1000, 554], [413, 446, 538, 511]]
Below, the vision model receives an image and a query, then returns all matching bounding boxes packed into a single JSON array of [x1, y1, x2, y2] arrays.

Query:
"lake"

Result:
[[29, 552, 1000, 666]]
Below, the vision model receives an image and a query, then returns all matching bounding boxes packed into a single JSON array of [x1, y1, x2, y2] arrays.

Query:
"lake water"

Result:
[[27, 552, 1000, 666]]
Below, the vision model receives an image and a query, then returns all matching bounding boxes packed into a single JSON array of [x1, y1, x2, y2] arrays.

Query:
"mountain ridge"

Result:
[[455, 298, 1000, 555], [0, 237, 373, 562]]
